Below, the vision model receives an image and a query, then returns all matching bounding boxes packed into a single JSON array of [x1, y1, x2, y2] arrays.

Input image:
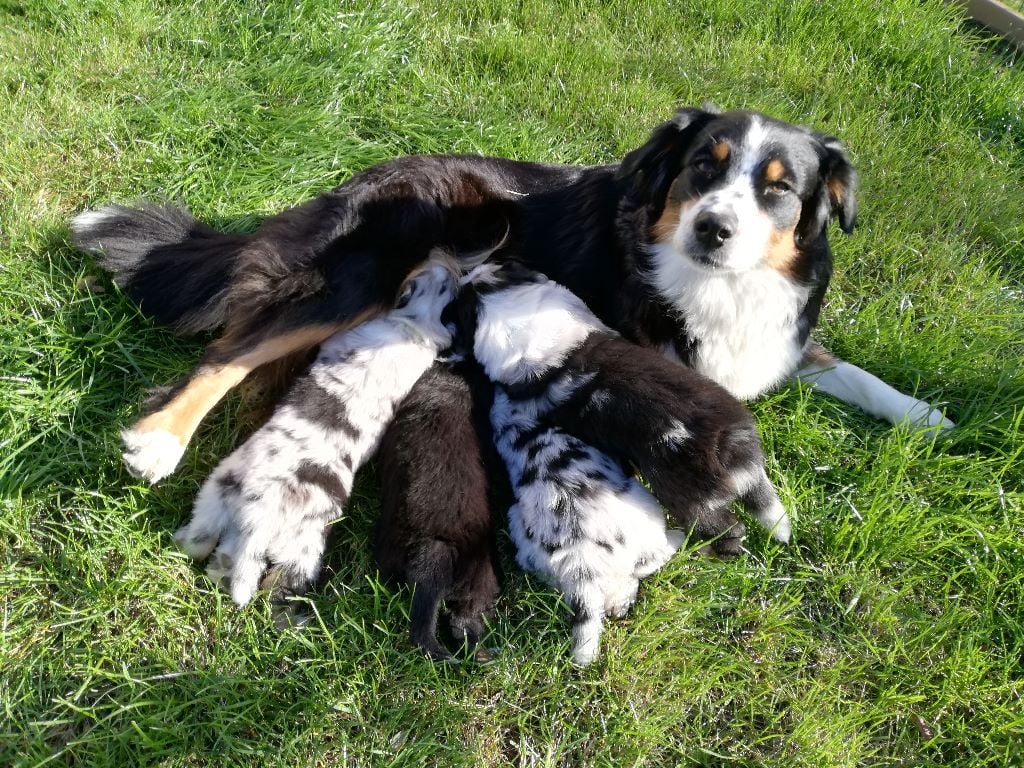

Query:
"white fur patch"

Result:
[[70, 208, 117, 244], [796, 357, 955, 437], [647, 242, 810, 399], [473, 282, 605, 385], [121, 428, 185, 484]]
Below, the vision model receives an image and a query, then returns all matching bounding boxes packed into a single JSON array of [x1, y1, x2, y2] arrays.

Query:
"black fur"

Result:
[[74, 109, 855, 372], [374, 359, 503, 661]]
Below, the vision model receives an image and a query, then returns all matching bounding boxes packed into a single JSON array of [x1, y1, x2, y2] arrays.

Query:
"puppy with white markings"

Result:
[[452, 262, 791, 559], [374, 358, 502, 661], [173, 258, 457, 606], [491, 386, 684, 666]]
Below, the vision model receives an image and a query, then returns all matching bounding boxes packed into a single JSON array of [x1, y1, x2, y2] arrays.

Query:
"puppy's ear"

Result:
[[441, 284, 480, 356], [797, 134, 858, 244], [617, 106, 720, 202]]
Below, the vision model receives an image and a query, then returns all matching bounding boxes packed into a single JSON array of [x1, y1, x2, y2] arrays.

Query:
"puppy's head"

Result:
[[620, 107, 857, 277], [394, 250, 460, 343]]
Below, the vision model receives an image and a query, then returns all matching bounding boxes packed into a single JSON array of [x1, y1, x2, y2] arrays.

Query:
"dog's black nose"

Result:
[[693, 211, 736, 248]]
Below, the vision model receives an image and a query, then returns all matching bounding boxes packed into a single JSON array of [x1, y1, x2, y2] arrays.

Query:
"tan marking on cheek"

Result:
[[764, 226, 799, 276], [711, 141, 730, 162], [651, 199, 695, 243], [764, 159, 786, 183]]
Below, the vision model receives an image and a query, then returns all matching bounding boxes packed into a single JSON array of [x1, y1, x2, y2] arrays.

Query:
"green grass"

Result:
[[2, 0, 1023, 765]]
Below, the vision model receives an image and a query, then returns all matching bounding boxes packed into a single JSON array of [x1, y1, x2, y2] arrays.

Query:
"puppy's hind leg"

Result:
[[566, 580, 607, 666], [737, 466, 790, 544], [408, 542, 458, 662], [173, 467, 236, 559]]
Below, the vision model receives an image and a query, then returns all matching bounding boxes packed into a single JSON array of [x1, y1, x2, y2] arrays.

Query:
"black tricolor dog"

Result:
[[71, 105, 952, 484]]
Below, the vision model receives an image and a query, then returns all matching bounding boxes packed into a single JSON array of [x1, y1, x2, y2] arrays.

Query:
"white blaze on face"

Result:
[[672, 117, 777, 273]]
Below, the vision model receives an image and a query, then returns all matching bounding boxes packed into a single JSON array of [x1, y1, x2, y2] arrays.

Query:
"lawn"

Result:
[[1, 0, 1023, 765]]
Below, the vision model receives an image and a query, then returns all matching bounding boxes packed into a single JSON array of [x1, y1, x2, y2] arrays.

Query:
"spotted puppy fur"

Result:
[[174, 260, 457, 607], [453, 262, 791, 560], [492, 385, 684, 665]]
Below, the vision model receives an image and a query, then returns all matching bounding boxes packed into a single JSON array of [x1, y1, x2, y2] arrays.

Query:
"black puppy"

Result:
[[374, 359, 502, 661]]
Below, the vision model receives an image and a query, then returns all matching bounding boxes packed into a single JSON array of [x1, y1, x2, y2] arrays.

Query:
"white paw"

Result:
[[204, 550, 235, 594], [122, 428, 185, 484], [756, 501, 791, 544], [172, 524, 219, 560], [572, 640, 600, 666], [904, 400, 955, 438]]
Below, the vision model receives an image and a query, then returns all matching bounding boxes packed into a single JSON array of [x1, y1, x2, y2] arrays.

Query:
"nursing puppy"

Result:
[[173, 259, 457, 606], [454, 262, 791, 556], [492, 386, 684, 666], [374, 359, 502, 661]]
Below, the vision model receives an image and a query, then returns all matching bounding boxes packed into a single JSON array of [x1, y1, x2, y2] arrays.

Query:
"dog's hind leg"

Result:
[[567, 580, 607, 666], [122, 322, 349, 483]]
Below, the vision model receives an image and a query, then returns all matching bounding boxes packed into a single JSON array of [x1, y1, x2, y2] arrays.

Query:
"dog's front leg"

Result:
[[793, 342, 954, 437]]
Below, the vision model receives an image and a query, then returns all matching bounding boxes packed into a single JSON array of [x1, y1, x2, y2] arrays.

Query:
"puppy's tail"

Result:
[[71, 202, 250, 334]]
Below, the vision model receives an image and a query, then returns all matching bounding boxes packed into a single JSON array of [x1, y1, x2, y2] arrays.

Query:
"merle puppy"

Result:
[[492, 385, 684, 666], [455, 262, 791, 557], [374, 358, 502, 661], [173, 258, 457, 606]]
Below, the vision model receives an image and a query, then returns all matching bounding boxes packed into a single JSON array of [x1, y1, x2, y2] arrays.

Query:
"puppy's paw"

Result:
[[121, 427, 184, 484], [204, 550, 235, 594]]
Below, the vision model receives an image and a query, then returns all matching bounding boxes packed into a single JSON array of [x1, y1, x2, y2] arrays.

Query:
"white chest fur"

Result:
[[647, 242, 810, 400]]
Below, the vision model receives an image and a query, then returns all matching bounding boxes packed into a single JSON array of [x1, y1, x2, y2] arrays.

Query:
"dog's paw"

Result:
[[904, 400, 955, 438], [121, 427, 184, 484]]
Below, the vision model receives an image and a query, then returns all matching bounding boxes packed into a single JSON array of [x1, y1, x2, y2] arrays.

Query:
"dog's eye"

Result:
[[693, 158, 716, 177], [395, 288, 413, 309], [766, 181, 792, 195]]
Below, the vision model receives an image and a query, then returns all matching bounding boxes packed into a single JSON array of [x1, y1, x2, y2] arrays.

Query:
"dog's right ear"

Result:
[[617, 105, 720, 203]]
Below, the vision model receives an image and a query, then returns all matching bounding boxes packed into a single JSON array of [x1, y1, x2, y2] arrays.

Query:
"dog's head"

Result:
[[619, 106, 857, 277]]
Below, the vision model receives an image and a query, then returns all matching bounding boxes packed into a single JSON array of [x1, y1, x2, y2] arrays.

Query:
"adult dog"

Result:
[[72, 105, 952, 482]]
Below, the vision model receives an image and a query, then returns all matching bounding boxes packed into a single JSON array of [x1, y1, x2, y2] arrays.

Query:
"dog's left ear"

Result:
[[617, 105, 720, 203], [797, 134, 858, 244]]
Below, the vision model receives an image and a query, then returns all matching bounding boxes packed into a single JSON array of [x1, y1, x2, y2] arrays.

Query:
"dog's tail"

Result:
[[71, 202, 249, 334]]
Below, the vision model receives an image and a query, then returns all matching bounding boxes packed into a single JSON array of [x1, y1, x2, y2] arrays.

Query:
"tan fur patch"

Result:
[[651, 199, 695, 243], [827, 177, 846, 206], [764, 159, 786, 183], [711, 141, 730, 162], [801, 341, 836, 367], [131, 321, 359, 445], [764, 226, 799, 276]]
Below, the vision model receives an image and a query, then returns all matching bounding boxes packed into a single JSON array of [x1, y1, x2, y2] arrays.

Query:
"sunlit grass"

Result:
[[2, 0, 1022, 765]]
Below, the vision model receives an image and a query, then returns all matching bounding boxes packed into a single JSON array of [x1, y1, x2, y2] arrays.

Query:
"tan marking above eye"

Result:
[[711, 141, 730, 162], [764, 159, 787, 184]]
